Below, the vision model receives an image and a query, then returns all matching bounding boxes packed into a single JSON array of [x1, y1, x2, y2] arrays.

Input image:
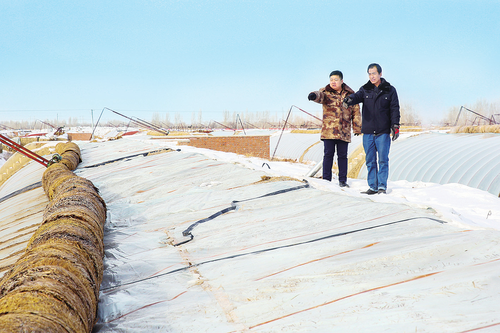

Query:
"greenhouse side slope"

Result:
[[72, 138, 500, 333]]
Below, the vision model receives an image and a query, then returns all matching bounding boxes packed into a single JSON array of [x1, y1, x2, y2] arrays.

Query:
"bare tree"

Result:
[[400, 103, 421, 126], [165, 113, 171, 127], [174, 112, 183, 130], [198, 110, 203, 127], [222, 110, 230, 125], [151, 112, 161, 126]]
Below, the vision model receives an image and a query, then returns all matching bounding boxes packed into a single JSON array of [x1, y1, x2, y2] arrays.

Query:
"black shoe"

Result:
[[378, 189, 386, 194], [339, 182, 349, 188], [361, 189, 378, 195]]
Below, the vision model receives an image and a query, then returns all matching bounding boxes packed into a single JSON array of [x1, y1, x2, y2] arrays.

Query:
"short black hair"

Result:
[[329, 70, 343, 80], [367, 63, 382, 74]]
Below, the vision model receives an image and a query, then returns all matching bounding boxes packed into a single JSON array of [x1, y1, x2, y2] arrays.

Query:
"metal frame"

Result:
[[0, 134, 52, 167], [454, 106, 499, 126]]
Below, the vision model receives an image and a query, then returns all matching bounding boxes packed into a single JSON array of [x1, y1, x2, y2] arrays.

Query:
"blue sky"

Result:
[[1, 0, 499, 125]]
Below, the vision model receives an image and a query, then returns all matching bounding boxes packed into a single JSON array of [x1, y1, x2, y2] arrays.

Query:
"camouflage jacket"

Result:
[[311, 83, 361, 142]]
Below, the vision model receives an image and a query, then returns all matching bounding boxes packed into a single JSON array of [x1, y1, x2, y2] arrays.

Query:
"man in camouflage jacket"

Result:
[[308, 70, 361, 187]]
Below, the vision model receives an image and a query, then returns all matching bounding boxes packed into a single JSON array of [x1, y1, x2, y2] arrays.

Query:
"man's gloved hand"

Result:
[[342, 97, 352, 108], [391, 124, 400, 141], [308, 92, 317, 101]]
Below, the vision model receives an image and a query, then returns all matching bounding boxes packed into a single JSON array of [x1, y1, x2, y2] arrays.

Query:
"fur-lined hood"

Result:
[[324, 83, 355, 95], [362, 78, 392, 93]]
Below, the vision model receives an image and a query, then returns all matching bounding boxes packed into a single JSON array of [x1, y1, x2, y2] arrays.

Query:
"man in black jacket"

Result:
[[344, 63, 400, 194]]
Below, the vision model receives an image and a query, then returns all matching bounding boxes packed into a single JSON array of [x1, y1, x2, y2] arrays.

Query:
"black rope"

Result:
[[101, 215, 446, 292], [0, 149, 176, 201], [0, 181, 43, 204], [79, 148, 178, 169], [174, 182, 311, 246]]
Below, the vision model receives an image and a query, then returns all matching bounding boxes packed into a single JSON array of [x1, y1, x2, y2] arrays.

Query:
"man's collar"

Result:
[[325, 83, 343, 93], [363, 78, 391, 91]]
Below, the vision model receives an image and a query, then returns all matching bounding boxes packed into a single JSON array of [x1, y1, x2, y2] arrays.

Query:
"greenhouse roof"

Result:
[[359, 132, 500, 197], [1, 134, 499, 332]]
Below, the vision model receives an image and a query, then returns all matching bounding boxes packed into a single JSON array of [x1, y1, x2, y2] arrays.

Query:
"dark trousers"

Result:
[[322, 139, 348, 182]]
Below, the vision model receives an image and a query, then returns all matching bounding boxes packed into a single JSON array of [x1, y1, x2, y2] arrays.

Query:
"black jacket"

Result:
[[348, 78, 400, 134]]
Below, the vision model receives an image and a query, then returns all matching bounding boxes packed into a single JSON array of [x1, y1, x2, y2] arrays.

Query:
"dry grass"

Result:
[[299, 141, 321, 163], [168, 131, 193, 136], [400, 126, 424, 132], [270, 157, 300, 163], [450, 125, 500, 133], [290, 129, 321, 134], [147, 130, 167, 136], [347, 143, 366, 179], [254, 175, 306, 184]]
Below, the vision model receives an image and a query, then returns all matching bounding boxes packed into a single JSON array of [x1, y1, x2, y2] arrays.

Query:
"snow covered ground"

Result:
[[2, 131, 499, 332], [2, 129, 498, 249], [169, 137, 500, 232], [66, 134, 500, 332]]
